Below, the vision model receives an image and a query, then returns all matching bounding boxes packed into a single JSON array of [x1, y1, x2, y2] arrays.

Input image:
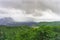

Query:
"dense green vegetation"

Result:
[[39, 22, 60, 26], [0, 24, 60, 40]]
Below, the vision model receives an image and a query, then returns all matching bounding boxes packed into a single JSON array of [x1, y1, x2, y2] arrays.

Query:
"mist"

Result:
[[0, 0, 60, 22]]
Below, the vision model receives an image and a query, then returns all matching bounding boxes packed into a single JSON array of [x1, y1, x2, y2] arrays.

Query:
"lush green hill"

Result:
[[0, 22, 60, 40], [0, 24, 60, 40], [38, 21, 60, 26]]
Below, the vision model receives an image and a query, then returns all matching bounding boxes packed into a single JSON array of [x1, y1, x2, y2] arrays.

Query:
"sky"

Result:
[[0, 0, 60, 22]]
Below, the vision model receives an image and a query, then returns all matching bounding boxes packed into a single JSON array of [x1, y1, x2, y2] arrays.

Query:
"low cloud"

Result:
[[0, 7, 60, 22], [0, 0, 60, 22]]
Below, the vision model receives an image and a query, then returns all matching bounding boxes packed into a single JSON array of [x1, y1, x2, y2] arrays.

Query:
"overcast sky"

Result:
[[0, 0, 60, 22]]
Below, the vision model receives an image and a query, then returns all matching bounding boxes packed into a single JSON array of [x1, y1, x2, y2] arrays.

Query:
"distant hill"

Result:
[[0, 17, 14, 25], [0, 17, 60, 26], [38, 21, 60, 26], [0, 17, 37, 26]]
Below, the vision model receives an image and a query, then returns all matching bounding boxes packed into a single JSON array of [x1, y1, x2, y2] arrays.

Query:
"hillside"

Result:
[[38, 21, 60, 26]]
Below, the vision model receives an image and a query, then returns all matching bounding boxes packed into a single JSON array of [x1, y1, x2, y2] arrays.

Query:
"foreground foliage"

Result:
[[0, 25, 60, 40]]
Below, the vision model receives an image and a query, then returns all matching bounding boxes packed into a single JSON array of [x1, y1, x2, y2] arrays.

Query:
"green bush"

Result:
[[0, 25, 59, 40]]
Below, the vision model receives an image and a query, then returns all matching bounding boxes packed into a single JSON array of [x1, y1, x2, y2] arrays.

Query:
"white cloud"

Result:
[[0, 7, 60, 22], [26, 9, 60, 22], [0, 0, 60, 22], [0, 7, 33, 22]]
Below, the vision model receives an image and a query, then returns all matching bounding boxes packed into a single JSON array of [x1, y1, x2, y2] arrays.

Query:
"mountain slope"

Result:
[[38, 21, 60, 26], [0, 17, 37, 26]]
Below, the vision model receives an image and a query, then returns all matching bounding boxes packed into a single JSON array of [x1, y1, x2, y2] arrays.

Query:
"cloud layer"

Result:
[[0, 0, 60, 22]]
